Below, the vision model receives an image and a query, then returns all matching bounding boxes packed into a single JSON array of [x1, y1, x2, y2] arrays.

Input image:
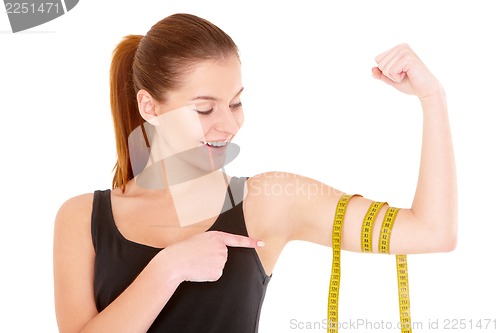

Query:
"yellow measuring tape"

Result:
[[328, 196, 412, 332], [327, 194, 354, 332], [361, 201, 386, 253]]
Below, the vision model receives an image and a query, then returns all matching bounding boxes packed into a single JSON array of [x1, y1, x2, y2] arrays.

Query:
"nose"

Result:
[[213, 106, 243, 135]]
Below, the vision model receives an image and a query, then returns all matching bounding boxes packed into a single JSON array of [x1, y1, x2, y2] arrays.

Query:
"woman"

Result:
[[53, 13, 457, 333]]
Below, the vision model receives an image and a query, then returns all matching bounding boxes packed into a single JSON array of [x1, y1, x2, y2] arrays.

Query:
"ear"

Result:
[[137, 89, 160, 126]]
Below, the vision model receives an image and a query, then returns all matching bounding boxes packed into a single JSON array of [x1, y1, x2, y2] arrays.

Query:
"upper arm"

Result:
[[267, 173, 455, 254], [53, 193, 98, 333]]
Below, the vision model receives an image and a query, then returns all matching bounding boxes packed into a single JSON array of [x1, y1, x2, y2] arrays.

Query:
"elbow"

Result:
[[411, 204, 458, 253], [431, 216, 458, 253], [440, 230, 457, 252]]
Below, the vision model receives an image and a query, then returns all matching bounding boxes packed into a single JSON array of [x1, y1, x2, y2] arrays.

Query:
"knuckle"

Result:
[[400, 48, 412, 58], [215, 269, 223, 280], [210, 268, 223, 281], [398, 43, 410, 49], [232, 237, 243, 247]]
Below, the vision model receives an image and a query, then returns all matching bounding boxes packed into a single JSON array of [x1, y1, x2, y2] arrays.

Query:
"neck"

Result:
[[129, 166, 231, 227]]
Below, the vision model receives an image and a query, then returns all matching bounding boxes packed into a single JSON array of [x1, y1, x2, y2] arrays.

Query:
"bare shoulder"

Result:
[[56, 193, 94, 221], [54, 193, 95, 237], [245, 171, 297, 205], [244, 171, 338, 234], [246, 171, 306, 191], [243, 172, 297, 235], [53, 193, 96, 282], [244, 171, 344, 244]]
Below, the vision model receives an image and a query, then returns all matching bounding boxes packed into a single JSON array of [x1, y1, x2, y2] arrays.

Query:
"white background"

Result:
[[1, 1, 499, 332]]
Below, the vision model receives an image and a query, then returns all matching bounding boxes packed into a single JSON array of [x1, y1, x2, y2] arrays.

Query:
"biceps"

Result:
[[295, 192, 443, 254], [342, 196, 414, 253]]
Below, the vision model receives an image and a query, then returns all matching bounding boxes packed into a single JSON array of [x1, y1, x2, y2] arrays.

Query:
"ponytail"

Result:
[[110, 35, 143, 191]]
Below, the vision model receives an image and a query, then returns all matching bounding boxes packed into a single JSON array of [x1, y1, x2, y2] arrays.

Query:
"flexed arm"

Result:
[[371, 43, 457, 253], [262, 44, 458, 254]]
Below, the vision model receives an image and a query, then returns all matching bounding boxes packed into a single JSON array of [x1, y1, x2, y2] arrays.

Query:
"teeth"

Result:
[[202, 141, 227, 147]]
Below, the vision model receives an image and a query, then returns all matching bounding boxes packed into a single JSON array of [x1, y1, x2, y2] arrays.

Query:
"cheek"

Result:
[[157, 108, 206, 150], [231, 110, 245, 130], [198, 117, 214, 135], [180, 118, 205, 139], [235, 111, 244, 128]]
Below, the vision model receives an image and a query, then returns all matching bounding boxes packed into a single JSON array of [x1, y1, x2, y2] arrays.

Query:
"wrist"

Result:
[[419, 85, 447, 114], [419, 83, 445, 104], [157, 248, 186, 287]]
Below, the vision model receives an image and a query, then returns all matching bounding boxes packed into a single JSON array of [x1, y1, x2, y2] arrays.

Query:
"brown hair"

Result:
[[110, 13, 239, 190]]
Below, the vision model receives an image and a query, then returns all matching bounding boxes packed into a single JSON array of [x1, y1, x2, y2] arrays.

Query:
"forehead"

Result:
[[170, 56, 242, 101]]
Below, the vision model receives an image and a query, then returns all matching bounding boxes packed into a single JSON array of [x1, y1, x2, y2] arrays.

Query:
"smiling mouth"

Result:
[[201, 140, 229, 148]]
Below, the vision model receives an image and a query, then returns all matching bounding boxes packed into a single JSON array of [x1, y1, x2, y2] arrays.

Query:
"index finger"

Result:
[[217, 232, 265, 248]]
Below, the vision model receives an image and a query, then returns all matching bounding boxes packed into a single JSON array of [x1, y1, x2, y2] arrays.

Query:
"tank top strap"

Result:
[[209, 176, 249, 236], [225, 176, 247, 210], [91, 189, 114, 252]]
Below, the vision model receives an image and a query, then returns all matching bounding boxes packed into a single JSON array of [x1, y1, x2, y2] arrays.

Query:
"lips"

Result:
[[201, 140, 229, 148]]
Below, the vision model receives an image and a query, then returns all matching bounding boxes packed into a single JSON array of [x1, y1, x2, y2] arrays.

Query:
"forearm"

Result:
[[80, 250, 182, 333], [411, 87, 458, 249]]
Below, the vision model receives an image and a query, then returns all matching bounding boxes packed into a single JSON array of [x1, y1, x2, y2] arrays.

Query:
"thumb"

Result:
[[217, 232, 265, 248], [371, 66, 398, 85], [371, 66, 383, 80], [372, 66, 406, 86]]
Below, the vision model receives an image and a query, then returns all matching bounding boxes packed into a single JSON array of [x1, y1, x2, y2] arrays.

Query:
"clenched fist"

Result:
[[372, 43, 443, 101]]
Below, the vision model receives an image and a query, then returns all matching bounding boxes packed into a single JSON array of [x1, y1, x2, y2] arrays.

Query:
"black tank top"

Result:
[[91, 176, 271, 332]]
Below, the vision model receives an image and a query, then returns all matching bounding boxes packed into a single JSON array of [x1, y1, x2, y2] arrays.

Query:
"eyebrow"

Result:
[[191, 87, 244, 102]]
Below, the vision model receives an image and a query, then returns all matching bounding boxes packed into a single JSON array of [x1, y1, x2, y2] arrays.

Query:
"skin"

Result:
[[53, 44, 457, 333]]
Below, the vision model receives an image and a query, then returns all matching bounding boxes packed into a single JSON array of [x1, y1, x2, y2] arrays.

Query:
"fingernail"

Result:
[[257, 240, 265, 247]]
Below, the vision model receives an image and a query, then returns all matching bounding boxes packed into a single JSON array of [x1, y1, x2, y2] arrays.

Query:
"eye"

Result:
[[194, 101, 215, 115], [230, 101, 243, 110], [195, 108, 214, 116]]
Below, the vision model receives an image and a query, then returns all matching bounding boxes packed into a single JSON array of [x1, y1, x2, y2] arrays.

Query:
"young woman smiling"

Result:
[[53, 13, 457, 333]]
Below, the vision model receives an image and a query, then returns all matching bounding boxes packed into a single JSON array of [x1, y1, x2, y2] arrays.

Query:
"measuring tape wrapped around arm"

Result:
[[328, 195, 412, 333]]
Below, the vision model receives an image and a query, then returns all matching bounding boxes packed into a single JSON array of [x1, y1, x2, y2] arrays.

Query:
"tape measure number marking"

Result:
[[361, 201, 386, 253]]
